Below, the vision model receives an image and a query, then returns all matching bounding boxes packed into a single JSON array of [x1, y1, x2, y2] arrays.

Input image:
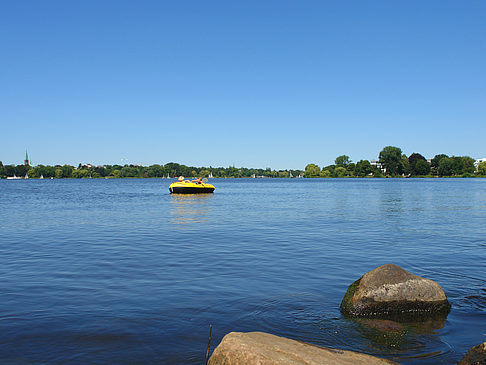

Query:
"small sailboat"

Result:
[[40, 174, 44, 179], [7, 174, 22, 180], [289, 171, 293, 178], [209, 172, 213, 178]]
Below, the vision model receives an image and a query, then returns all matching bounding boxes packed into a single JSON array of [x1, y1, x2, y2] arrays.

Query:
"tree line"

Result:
[[305, 146, 486, 178], [1, 146, 485, 179], [0, 161, 303, 179]]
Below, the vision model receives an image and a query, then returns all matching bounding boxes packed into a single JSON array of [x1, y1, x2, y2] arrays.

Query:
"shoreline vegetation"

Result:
[[1, 146, 485, 179]]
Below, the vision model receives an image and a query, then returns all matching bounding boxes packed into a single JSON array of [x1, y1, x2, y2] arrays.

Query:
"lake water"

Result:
[[1, 178, 485, 364]]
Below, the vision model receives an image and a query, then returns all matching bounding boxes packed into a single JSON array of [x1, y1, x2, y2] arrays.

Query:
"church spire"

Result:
[[24, 150, 30, 166]]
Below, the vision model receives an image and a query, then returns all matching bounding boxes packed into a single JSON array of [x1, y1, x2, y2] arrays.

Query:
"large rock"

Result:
[[208, 331, 397, 364], [458, 342, 486, 364], [340, 264, 450, 319]]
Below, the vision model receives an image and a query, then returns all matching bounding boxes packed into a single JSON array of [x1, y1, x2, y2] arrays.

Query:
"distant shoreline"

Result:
[[1, 146, 485, 179], [1, 175, 485, 180]]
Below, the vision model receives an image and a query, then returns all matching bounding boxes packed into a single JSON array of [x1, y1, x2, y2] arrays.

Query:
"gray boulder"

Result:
[[340, 264, 450, 318], [208, 331, 397, 364], [458, 341, 486, 364]]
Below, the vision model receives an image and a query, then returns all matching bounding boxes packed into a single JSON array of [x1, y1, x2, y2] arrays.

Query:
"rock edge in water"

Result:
[[458, 341, 486, 365], [340, 264, 450, 319], [208, 331, 398, 364]]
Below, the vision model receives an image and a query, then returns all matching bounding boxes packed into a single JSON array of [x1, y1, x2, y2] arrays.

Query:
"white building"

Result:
[[370, 160, 384, 172], [474, 158, 486, 168]]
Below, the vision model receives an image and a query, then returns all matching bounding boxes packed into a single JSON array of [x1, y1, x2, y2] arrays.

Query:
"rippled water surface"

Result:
[[1, 178, 485, 364]]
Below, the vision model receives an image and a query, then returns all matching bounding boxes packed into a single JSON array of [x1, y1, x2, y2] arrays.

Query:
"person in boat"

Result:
[[178, 176, 191, 183], [191, 177, 203, 184]]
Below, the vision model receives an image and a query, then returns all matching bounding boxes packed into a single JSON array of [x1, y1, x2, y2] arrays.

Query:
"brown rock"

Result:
[[340, 264, 450, 319], [359, 319, 404, 333], [458, 342, 486, 364], [208, 331, 397, 364]]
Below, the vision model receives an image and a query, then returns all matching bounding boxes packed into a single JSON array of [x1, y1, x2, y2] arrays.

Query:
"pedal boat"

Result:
[[169, 181, 215, 194]]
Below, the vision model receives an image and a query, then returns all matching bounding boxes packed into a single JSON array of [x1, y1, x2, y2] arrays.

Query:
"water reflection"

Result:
[[346, 315, 449, 360], [169, 194, 213, 227]]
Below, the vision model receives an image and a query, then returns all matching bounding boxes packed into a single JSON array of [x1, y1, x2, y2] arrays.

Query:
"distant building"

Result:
[[24, 150, 30, 166], [474, 158, 486, 168], [370, 160, 384, 171]]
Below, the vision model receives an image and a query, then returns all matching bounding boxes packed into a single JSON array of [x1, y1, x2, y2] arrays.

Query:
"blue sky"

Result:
[[1, 0, 485, 169]]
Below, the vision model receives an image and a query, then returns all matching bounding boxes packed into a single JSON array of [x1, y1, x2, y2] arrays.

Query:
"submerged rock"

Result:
[[458, 342, 486, 365], [208, 331, 397, 364], [340, 264, 450, 319], [359, 319, 404, 333]]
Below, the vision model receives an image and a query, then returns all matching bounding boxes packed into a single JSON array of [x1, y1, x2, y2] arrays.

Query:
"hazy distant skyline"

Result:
[[1, 1, 485, 169]]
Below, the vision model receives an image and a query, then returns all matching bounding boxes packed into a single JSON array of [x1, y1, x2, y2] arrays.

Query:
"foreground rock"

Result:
[[208, 331, 397, 364], [340, 264, 450, 319], [458, 342, 486, 364]]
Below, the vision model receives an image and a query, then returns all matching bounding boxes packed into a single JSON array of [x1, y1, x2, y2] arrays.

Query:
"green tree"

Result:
[[438, 157, 453, 176], [431, 154, 448, 169], [320, 169, 331, 178], [121, 166, 138, 177], [408, 153, 430, 176], [111, 169, 121, 178], [72, 169, 90, 178], [477, 161, 486, 176], [323, 165, 335, 176], [147, 164, 164, 177], [355, 160, 373, 177], [55, 168, 63, 179], [92, 166, 106, 177], [199, 169, 210, 178], [304, 163, 321, 178], [4, 165, 15, 177], [401, 155, 411, 176], [62, 165, 73, 178], [335, 155, 351, 167], [43, 166, 55, 178], [379, 146, 403, 176], [449, 156, 475, 176], [33, 165, 43, 178], [15, 164, 29, 178], [461, 157, 475, 175], [414, 159, 431, 176], [408, 153, 426, 167], [346, 163, 356, 176], [334, 166, 347, 177]]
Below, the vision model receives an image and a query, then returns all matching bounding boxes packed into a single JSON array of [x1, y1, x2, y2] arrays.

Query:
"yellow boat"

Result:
[[169, 178, 215, 194]]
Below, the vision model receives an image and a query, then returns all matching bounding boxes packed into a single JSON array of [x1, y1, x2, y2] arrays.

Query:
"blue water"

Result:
[[1, 178, 485, 364]]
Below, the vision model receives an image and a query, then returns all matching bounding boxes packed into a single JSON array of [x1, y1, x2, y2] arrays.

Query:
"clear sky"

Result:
[[1, 0, 485, 169]]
